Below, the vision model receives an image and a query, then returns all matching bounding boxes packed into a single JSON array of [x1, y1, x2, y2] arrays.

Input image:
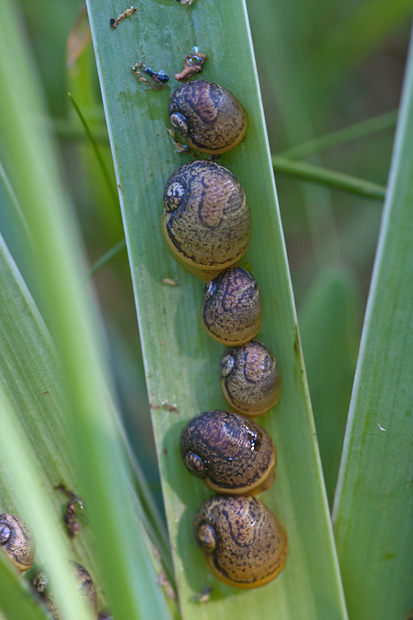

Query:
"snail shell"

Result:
[[201, 267, 263, 345], [194, 495, 288, 589], [220, 339, 281, 417], [32, 561, 97, 619], [0, 513, 35, 573], [180, 410, 276, 495], [168, 80, 248, 154], [163, 160, 251, 280]]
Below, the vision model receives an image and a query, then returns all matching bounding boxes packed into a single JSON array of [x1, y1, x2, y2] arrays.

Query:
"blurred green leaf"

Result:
[[0, 553, 49, 620], [0, 1, 173, 618], [311, 0, 413, 100], [273, 156, 386, 200], [298, 267, 362, 505]]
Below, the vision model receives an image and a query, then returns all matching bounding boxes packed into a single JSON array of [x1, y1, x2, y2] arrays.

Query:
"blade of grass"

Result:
[[0, 2, 173, 619], [272, 156, 386, 201], [333, 31, 413, 619], [0, 553, 50, 620], [0, 161, 31, 241], [68, 91, 118, 204], [83, 238, 126, 280], [279, 109, 398, 160], [86, 0, 348, 618]]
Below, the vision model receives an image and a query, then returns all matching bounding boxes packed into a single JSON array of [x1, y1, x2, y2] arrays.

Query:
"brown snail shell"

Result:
[[194, 495, 288, 589], [163, 160, 251, 280], [168, 80, 248, 154], [201, 267, 263, 345], [220, 339, 281, 417], [32, 561, 97, 619], [180, 410, 276, 495], [0, 513, 35, 573]]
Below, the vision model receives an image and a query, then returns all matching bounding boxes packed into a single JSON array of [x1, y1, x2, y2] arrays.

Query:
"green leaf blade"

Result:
[[87, 0, 348, 618]]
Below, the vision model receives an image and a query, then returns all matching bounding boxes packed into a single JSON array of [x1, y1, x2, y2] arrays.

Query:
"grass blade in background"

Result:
[[0, 2, 172, 618], [87, 0, 347, 617], [333, 33, 413, 620], [272, 156, 386, 200]]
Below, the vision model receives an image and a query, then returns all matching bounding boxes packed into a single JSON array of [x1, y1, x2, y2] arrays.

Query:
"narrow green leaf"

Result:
[[83, 238, 126, 280], [87, 0, 347, 617], [272, 156, 386, 201], [68, 91, 118, 203], [333, 33, 413, 619], [0, 553, 49, 620]]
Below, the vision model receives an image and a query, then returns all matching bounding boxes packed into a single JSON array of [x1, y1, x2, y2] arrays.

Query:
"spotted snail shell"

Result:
[[180, 410, 276, 495], [168, 80, 248, 154], [163, 160, 251, 280], [0, 513, 35, 573], [201, 267, 263, 345], [220, 339, 281, 417], [194, 495, 288, 589]]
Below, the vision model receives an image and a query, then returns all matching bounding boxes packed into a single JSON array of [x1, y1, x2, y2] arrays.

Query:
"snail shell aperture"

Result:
[[163, 160, 251, 280], [220, 339, 281, 416], [201, 267, 263, 345], [180, 410, 276, 494], [194, 495, 288, 589], [168, 80, 248, 154], [0, 513, 35, 573]]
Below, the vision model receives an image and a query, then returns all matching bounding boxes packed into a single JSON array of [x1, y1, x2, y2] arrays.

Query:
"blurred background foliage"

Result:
[[4, 0, 411, 513]]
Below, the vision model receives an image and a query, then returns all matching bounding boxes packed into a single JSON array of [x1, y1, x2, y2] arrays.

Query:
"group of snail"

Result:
[[0, 81, 286, 614], [0, 513, 110, 619], [164, 80, 288, 589]]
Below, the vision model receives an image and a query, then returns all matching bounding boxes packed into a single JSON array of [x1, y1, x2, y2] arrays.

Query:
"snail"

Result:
[[180, 410, 276, 495], [0, 513, 35, 573], [220, 339, 281, 417], [163, 160, 251, 280], [168, 80, 247, 154], [194, 495, 288, 589], [32, 561, 98, 619], [201, 267, 263, 345]]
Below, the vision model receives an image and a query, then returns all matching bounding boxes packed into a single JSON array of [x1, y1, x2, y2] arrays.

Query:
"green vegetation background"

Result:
[[11, 0, 406, 505], [0, 0, 411, 617]]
